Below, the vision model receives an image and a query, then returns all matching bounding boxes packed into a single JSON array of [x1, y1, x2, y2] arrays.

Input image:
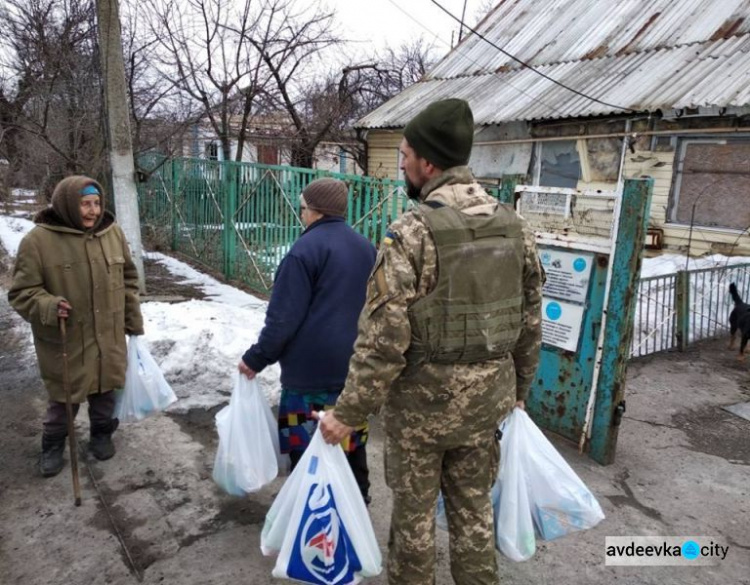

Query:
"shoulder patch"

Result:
[[383, 230, 395, 245]]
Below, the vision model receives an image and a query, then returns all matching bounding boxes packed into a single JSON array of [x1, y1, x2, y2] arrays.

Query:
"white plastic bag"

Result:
[[518, 410, 605, 541], [494, 410, 536, 561], [495, 409, 605, 561], [435, 492, 448, 532], [261, 412, 382, 584], [213, 373, 280, 495], [114, 336, 177, 422]]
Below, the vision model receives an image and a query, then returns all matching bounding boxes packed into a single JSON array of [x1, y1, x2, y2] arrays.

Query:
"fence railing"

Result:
[[631, 262, 750, 358], [631, 273, 679, 357], [137, 157, 510, 292]]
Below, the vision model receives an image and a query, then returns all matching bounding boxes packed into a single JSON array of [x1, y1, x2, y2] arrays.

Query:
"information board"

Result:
[[541, 299, 586, 352], [540, 249, 594, 304]]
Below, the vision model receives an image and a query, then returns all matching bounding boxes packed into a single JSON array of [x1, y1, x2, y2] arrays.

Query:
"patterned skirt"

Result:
[[278, 387, 368, 454]]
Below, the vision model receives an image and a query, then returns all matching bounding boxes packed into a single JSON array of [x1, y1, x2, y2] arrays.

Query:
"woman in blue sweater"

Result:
[[239, 178, 376, 502]]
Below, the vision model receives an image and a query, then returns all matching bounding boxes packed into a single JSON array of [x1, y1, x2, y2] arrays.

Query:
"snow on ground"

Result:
[[140, 253, 278, 411], [641, 252, 750, 278], [0, 216, 35, 257], [145, 251, 266, 310], [10, 188, 37, 201]]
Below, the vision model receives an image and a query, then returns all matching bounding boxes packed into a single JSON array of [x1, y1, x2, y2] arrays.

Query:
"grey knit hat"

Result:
[[301, 178, 348, 217]]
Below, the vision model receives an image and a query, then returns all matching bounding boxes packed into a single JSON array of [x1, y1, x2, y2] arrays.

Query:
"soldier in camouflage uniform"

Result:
[[318, 98, 543, 584]]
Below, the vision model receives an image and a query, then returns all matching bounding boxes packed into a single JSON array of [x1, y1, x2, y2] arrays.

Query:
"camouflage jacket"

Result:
[[335, 167, 543, 444]]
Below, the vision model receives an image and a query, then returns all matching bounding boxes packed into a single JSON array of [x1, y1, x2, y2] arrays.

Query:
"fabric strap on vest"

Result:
[[406, 203, 526, 365]]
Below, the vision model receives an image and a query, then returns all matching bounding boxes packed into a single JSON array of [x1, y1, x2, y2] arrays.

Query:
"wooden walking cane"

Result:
[[60, 317, 82, 506]]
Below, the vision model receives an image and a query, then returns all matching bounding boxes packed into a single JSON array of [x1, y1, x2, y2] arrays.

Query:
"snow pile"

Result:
[[641, 253, 750, 278], [0, 216, 35, 257], [140, 253, 278, 411]]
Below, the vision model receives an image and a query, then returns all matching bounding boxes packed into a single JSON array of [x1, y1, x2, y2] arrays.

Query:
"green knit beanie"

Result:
[[403, 98, 474, 169]]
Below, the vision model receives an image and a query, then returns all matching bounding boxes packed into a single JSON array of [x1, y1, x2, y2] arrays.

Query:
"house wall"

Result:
[[365, 117, 750, 256], [312, 142, 361, 175], [365, 131, 402, 179]]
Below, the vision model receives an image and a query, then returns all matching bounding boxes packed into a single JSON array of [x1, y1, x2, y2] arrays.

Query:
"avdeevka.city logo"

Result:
[[605, 536, 729, 566]]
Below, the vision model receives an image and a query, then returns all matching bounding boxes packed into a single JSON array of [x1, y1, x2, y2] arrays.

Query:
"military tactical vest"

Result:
[[406, 202, 526, 365]]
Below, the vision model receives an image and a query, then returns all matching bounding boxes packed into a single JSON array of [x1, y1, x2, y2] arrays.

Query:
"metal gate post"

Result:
[[498, 174, 525, 205], [223, 162, 238, 279], [589, 178, 653, 465], [675, 270, 690, 351], [171, 158, 178, 251]]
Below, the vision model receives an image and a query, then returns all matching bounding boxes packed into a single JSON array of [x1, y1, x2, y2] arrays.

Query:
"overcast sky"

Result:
[[326, 0, 487, 57]]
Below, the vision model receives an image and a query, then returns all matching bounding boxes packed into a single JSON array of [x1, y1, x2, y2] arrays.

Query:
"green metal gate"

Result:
[[137, 158, 412, 292]]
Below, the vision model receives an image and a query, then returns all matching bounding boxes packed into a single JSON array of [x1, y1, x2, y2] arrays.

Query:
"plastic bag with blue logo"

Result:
[[260, 412, 382, 585], [212, 373, 281, 495], [435, 492, 448, 532], [494, 409, 536, 561], [516, 409, 605, 541], [114, 336, 177, 423]]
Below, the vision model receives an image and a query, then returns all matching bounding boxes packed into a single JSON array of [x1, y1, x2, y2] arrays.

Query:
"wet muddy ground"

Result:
[[1, 246, 748, 585]]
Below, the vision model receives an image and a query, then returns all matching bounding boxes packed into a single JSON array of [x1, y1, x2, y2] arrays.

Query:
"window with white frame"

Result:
[[670, 139, 750, 230]]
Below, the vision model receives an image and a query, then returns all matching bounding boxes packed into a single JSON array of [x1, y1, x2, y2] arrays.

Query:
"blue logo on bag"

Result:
[[287, 482, 362, 584]]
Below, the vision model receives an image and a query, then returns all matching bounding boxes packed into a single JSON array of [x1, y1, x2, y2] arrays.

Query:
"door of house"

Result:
[[257, 144, 279, 166]]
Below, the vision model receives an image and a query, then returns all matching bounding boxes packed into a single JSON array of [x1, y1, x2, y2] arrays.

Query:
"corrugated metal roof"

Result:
[[357, 0, 750, 128]]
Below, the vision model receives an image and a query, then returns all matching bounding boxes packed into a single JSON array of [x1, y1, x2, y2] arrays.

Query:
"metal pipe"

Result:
[[365, 125, 750, 150], [579, 119, 632, 452], [474, 126, 750, 146]]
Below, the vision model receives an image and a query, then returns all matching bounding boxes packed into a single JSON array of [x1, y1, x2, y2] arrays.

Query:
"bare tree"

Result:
[[238, 0, 343, 168], [0, 0, 104, 196], [145, 0, 273, 163], [129, 0, 436, 172], [120, 1, 194, 164], [319, 39, 438, 173]]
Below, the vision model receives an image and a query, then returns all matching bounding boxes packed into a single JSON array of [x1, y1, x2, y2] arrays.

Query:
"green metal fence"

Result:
[[139, 158, 401, 292], [137, 157, 513, 292]]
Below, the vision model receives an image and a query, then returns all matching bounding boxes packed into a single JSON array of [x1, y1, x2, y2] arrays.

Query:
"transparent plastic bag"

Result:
[[518, 410, 605, 541], [494, 410, 536, 561], [213, 373, 280, 495], [495, 409, 605, 560], [114, 336, 177, 422], [435, 492, 448, 532], [261, 412, 381, 584], [433, 409, 604, 562]]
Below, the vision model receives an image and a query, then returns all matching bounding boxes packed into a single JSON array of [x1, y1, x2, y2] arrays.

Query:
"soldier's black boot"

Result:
[[89, 418, 119, 461], [39, 433, 67, 477]]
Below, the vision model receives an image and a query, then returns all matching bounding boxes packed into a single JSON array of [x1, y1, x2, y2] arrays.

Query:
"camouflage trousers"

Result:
[[384, 433, 500, 585]]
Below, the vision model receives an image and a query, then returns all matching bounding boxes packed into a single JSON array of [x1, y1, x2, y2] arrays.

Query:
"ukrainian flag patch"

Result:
[[383, 230, 395, 245]]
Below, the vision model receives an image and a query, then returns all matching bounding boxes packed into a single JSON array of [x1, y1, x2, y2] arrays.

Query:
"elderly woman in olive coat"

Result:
[[8, 175, 144, 477]]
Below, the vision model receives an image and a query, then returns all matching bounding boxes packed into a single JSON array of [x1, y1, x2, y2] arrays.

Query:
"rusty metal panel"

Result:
[[589, 178, 654, 464], [528, 252, 609, 439]]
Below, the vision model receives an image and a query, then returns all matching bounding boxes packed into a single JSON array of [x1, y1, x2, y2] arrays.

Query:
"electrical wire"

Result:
[[382, 0, 568, 117], [429, 0, 636, 114]]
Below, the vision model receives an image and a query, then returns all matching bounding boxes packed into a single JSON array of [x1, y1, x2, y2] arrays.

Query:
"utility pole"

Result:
[[96, 0, 146, 292], [458, 0, 469, 43]]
